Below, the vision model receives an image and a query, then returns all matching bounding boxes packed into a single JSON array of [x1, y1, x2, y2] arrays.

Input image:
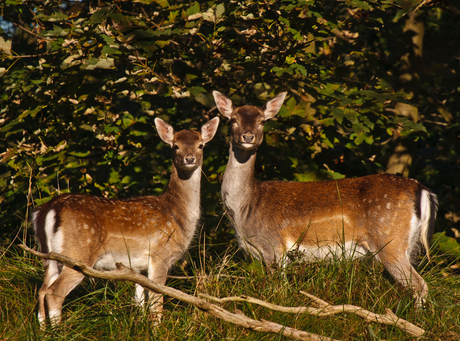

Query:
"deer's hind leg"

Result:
[[378, 246, 428, 307], [43, 266, 86, 326], [38, 260, 61, 327]]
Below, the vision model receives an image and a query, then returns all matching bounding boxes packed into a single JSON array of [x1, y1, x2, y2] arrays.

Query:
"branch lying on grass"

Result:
[[167, 274, 245, 280], [199, 292, 425, 337], [20, 245, 337, 341], [299, 291, 425, 337]]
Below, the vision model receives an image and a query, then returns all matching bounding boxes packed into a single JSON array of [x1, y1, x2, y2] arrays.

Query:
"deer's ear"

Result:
[[201, 117, 220, 145], [213, 91, 234, 119], [261, 92, 287, 120], [155, 118, 175, 147]]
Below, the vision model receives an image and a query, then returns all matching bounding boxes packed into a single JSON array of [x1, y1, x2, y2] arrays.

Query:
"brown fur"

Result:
[[32, 117, 219, 326], [213, 90, 437, 306]]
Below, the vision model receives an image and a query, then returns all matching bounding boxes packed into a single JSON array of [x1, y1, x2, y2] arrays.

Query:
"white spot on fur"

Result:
[[51, 229, 64, 253], [95, 251, 150, 273], [38, 312, 46, 325], [44, 210, 56, 252], [387, 203, 391, 209], [49, 309, 61, 325], [285, 239, 368, 262], [134, 283, 145, 306], [407, 212, 420, 262], [419, 189, 437, 257], [45, 210, 64, 256], [47, 260, 60, 287]]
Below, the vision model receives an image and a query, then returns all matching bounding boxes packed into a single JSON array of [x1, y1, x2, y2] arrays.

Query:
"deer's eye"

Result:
[[260, 120, 266, 126], [230, 118, 237, 124], [198, 144, 204, 149], [173, 145, 179, 150]]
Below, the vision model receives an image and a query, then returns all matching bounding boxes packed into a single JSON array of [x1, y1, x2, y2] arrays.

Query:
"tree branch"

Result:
[[20, 244, 338, 341], [299, 291, 424, 336], [198, 291, 424, 337], [13, 22, 54, 42]]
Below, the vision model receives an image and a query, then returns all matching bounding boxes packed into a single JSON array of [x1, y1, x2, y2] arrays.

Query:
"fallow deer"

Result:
[[32, 117, 219, 326], [213, 90, 437, 306]]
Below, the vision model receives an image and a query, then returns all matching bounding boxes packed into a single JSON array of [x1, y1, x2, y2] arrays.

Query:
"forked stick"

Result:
[[299, 291, 424, 336], [22, 245, 424, 338], [199, 292, 425, 337], [20, 244, 336, 341]]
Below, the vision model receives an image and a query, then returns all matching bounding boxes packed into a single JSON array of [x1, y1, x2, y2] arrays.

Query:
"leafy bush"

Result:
[[1, 2, 459, 251]]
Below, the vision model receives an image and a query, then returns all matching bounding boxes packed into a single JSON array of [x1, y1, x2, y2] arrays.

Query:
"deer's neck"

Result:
[[166, 165, 202, 233], [222, 143, 258, 224]]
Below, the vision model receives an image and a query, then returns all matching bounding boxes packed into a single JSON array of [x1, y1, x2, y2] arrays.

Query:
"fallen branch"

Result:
[[167, 274, 245, 280], [198, 292, 424, 337], [299, 291, 424, 337], [20, 244, 337, 341]]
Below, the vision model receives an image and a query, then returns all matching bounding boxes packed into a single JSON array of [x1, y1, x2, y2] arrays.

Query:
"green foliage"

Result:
[[0, 1, 459, 249], [1, 2, 459, 337], [433, 232, 460, 260]]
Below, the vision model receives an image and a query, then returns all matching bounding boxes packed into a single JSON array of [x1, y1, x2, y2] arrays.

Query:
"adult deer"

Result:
[[213, 90, 437, 306], [32, 117, 219, 326]]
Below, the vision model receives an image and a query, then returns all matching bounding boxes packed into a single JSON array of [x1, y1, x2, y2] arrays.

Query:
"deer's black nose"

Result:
[[242, 131, 255, 143], [185, 154, 196, 164]]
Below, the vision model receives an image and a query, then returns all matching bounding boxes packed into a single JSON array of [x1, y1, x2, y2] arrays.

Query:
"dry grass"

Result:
[[1, 239, 459, 340]]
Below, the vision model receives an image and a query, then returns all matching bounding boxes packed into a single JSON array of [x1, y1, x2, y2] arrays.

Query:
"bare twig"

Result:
[[299, 291, 424, 336], [13, 23, 54, 42], [198, 292, 424, 337], [414, 0, 430, 14], [167, 274, 245, 280], [20, 245, 338, 341]]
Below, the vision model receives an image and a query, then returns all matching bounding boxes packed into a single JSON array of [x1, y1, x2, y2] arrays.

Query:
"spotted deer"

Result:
[[213, 90, 437, 306], [32, 117, 219, 326]]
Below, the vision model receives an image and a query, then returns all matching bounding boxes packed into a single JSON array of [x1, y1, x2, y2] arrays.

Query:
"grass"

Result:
[[1, 239, 459, 341]]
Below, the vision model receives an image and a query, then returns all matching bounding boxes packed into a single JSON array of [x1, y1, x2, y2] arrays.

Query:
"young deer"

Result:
[[32, 117, 219, 326], [213, 90, 437, 306]]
